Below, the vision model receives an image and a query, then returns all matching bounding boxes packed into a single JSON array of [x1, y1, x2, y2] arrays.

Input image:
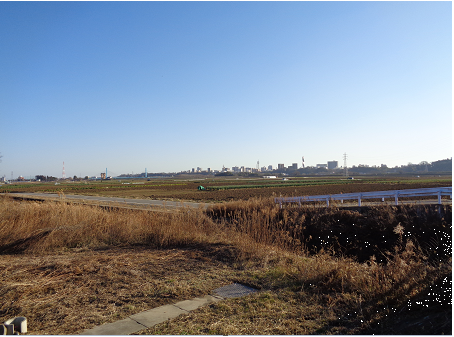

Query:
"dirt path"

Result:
[[7, 192, 212, 210]]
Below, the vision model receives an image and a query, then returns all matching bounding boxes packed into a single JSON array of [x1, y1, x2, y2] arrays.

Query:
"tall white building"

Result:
[[328, 161, 338, 169]]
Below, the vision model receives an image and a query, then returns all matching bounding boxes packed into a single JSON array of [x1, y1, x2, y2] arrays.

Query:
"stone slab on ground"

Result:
[[80, 284, 258, 335], [173, 295, 223, 312], [129, 304, 187, 328], [81, 318, 146, 335], [212, 282, 258, 298]]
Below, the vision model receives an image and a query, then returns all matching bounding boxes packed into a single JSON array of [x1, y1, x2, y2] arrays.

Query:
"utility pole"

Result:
[[343, 153, 348, 177]]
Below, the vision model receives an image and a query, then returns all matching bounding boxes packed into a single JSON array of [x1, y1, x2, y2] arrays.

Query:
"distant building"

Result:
[[291, 163, 298, 170], [316, 164, 328, 169], [327, 161, 338, 169], [278, 164, 285, 170], [100, 173, 106, 179], [268, 165, 273, 171]]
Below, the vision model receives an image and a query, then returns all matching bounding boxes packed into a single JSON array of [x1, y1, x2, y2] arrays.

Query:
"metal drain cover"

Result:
[[213, 283, 258, 299]]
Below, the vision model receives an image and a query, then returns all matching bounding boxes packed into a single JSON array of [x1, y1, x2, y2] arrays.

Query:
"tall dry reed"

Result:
[[0, 197, 224, 253], [208, 197, 452, 263]]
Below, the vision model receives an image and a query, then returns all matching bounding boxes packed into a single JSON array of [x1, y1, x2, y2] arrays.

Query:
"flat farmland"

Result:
[[1, 175, 451, 203]]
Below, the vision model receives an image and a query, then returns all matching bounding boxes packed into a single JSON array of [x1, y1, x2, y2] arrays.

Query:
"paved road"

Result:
[[279, 199, 451, 208], [7, 192, 212, 210], [330, 199, 450, 206]]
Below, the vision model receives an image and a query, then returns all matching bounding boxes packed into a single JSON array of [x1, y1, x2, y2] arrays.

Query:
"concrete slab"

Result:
[[213, 283, 258, 298], [80, 284, 257, 335], [81, 317, 145, 335], [173, 295, 223, 311], [129, 304, 187, 328]]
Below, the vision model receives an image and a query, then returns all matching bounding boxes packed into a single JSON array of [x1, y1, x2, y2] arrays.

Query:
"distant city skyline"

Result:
[[1, 2, 451, 178], [3, 156, 452, 181]]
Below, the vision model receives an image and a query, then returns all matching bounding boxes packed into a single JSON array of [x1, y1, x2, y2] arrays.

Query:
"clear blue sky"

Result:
[[0, 1, 451, 178]]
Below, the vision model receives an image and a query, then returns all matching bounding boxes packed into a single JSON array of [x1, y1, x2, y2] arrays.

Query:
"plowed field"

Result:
[[1, 176, 451, 203]]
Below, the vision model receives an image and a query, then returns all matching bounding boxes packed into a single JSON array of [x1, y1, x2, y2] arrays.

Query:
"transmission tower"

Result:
[[62, 161, 66, 179], [257, 160, 259, 171], [343, 153, 348, 177]]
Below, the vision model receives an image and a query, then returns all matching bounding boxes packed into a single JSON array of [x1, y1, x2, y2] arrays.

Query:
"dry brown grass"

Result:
[[137, 244, 450, 335], [0, 247, 246, 334], [208, 197, 452, 263], [0, 197, 224, 254], [0, 195, 451, 335]]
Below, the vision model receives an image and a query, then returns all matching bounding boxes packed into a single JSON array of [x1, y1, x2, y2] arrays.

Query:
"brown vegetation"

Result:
[[0, 195, 451, 334]]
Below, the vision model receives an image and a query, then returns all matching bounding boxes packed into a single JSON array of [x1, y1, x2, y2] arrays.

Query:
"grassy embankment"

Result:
[[0, 195, 451, 334]]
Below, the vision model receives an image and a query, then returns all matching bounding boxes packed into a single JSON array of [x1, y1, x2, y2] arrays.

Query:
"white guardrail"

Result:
[[275, 187, 452, 208]]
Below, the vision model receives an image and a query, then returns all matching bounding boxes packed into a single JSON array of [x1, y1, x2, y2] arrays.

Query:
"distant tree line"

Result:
[[286, 158, 452, 176], [348, 158, 452, 175]]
